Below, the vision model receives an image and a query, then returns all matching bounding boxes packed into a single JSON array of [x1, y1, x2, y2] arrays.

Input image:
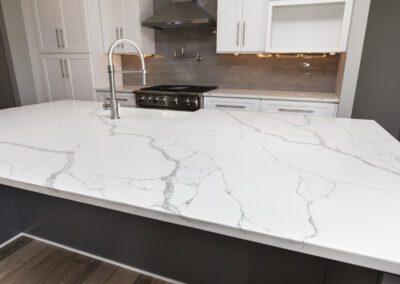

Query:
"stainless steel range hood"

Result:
[[142, 0, 216, 29]]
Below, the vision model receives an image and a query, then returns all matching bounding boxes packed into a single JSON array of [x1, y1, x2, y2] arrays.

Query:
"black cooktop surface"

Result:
[[140, 85, 218, 93]]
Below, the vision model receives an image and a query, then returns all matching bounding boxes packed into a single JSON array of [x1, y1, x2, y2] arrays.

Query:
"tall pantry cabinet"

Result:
[[32, 0, 95, 101]]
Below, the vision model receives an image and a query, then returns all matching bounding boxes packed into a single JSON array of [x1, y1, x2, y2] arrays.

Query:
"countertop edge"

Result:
[[96, 87, 340, 103], [204, 89, 340, 103], [2, 177, 398, 275]]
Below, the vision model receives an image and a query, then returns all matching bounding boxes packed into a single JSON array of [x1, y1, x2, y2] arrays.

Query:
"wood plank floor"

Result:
[[0, 236, 172, 284]]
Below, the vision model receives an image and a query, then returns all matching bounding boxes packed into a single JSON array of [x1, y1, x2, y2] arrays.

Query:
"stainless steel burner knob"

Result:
[[146, 97, 152, 103], [172, 98, 179, 105]]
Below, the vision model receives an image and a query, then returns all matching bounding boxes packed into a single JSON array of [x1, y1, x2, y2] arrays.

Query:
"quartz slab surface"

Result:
[[0, 101, 399, 274], [204, 88, 340, 103]]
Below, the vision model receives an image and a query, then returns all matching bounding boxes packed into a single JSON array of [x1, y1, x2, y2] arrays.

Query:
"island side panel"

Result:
[[13, 187, 382, 284], [0, 185, 21, 244]]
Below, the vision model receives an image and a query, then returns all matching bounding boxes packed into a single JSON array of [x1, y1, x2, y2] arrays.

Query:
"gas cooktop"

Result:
[[134, 85, 218, 111]]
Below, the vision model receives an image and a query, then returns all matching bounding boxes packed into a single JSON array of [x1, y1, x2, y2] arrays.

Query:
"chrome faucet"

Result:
[[106, 39, 147, 120]]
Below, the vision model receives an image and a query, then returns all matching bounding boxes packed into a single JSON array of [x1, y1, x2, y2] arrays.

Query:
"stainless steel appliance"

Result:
[[106, 38, 147, 120], [142, 0, 216, 29], [134, 85, 217, 111]]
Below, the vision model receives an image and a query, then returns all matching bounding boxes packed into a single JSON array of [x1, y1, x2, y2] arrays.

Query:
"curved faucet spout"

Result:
[[107, 39, 147, 120]]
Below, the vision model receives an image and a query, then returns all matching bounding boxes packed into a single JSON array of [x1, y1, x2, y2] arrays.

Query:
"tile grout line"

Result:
[[21, 233, 182, 284]]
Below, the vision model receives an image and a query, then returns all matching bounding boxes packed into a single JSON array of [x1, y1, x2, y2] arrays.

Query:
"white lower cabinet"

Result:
[[96, 92, 136, 107], [41, 54, 95, 102], [261, 100, 338, 117], [204, 96, 338, 117], [204, 97, 261, 112]]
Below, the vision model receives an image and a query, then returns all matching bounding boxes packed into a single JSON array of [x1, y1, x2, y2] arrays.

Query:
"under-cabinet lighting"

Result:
[[301, 54, 327, 59], [275, 53, 302, 58], [256, 53, 273, 58]]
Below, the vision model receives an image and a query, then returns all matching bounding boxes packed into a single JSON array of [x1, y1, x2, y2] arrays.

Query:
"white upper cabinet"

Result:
[[241, 0, 269, 52], [99, 0, 155, 54], [99, 0, 125, 53], [217, 0, 269, 53], [216, 0, 243, 53], [266, 0, 354, 53], [33, 0, 63, 53], [33, 0, 89, 53], [59, 0, 90, 53]]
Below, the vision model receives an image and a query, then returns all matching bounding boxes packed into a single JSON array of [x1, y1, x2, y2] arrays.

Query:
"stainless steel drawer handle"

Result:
[[116, 28, 120, 48], [278, 108, 314, 114], [215, 104, 246, 109], [242, 22, 246, 46], [106, 98, 129, 102], [55, 29, 61, 48], [64, 59, 69, 78], [59, 59, 65, 78], [236, 22, 240, 46], [120, 28, 124, 48], [60, 29, 65, 48]]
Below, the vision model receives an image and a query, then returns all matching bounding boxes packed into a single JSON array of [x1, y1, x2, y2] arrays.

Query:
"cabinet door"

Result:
[[41, 54, 70, 101], [217, 0, 243, 53], [204, 97, 261, 112], [121, 0, 142, 54], [241, 0, 269, 52], [99, 0, 125, 53], [64, 54, 95, 101], [33, 0, 63, 53], [59, 0, 89, 53], [261, 100, 338, 117]]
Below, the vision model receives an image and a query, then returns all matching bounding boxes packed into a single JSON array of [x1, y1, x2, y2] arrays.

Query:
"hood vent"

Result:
[[142, 0, 216, 29]]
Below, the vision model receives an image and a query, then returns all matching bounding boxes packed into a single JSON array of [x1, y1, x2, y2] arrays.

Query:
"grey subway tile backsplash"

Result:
[[122, 27, 339, 92]]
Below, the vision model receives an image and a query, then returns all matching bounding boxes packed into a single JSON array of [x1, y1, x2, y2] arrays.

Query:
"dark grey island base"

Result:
[[0, 185, 385, 284]]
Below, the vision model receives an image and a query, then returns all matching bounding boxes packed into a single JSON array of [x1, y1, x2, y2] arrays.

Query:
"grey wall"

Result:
[[0, 187, 20, 243], [1, 0, 37, 106], [352, 0, 400, 139], [0, 1, 18, 109], [123, 27, 339, 92]]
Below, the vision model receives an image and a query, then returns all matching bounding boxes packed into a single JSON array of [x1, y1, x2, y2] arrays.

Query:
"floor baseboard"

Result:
[[21, 233, 180, 284], [0, 233, 24, 249]]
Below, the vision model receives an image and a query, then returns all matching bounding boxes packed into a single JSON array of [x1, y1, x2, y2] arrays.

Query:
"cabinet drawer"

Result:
[[97, 92, 136, 107], [204, 97, 260, 112], [261, 100, 338, 117]]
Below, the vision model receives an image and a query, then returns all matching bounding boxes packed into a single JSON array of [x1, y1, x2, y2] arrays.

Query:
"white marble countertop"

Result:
[[204, 88, 340, 103], [96, 86, 340, 103], [0, 101, 399, 274]]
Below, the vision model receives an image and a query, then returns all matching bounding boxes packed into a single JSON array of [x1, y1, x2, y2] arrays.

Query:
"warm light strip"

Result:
[[253, 53, 334, 58]]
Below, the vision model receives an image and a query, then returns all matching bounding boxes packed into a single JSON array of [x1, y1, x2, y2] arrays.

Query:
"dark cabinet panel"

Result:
[[325, 261, 381, 284], [0, 186, 21, 243]]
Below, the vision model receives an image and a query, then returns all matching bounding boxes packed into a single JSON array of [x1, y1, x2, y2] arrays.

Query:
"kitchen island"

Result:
[[1, 101, 399, 283]]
